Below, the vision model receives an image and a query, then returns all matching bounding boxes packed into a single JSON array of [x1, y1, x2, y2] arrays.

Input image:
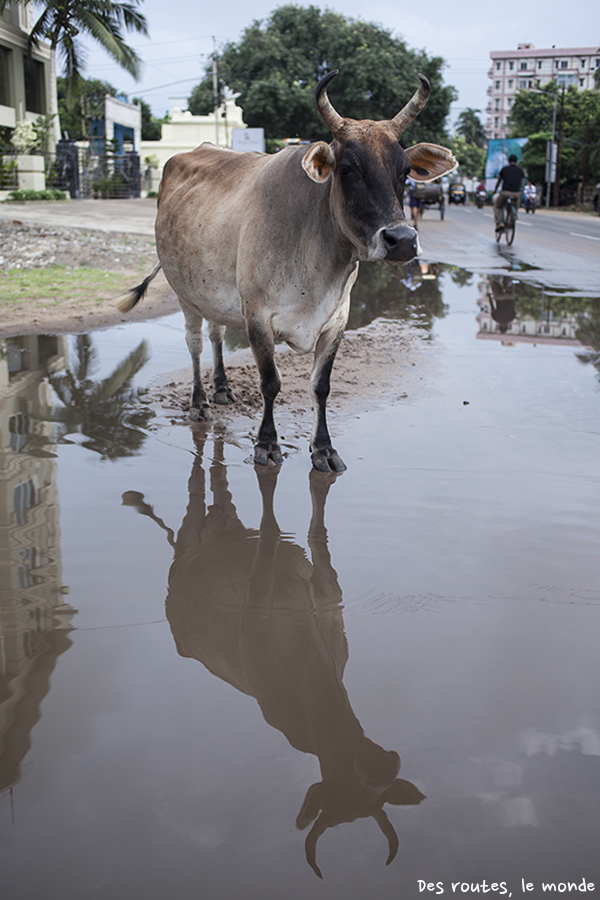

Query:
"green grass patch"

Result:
[[0, 265, 129, 307]]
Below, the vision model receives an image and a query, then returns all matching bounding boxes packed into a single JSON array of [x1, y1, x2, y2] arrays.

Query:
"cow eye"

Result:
[[339, 163, 353, 176]]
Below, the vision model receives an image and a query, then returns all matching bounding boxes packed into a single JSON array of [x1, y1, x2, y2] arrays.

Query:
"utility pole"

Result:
[[553, 86, 565, 208], [580, 115, 590, 205], [221, 79, 229, 147], [546, 91, 558, 209], [212, 36, 219, 146], [531, 88, 558, 209]]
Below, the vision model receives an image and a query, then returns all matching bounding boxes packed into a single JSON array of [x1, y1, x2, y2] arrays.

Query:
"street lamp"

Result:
[[529, 88, 559, 208]]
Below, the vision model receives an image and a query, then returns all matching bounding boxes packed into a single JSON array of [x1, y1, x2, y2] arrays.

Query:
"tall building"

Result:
[[486, 43, 600, 139]]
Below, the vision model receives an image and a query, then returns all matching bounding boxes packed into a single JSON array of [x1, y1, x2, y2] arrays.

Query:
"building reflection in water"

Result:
[[0, 336, 76, 795], [123, 435, 425, 878], [477, 275, 591, 346], [0, 331, 153, 796]]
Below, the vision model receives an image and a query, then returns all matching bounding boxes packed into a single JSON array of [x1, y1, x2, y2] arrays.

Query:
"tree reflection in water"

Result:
[[47, 334, 154, 459], [123, 436, 425, 878]]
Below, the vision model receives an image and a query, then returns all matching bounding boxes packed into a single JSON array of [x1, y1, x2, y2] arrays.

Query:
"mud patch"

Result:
[[149, 318, 429, 444]]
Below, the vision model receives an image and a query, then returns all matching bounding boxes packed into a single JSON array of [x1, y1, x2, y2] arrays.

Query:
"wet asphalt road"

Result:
[[416, 204, 600, 294]]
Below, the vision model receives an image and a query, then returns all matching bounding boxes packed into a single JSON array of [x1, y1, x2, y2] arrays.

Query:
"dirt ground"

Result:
[[149, 316, 426, 449], [0, 219, 178, 335]]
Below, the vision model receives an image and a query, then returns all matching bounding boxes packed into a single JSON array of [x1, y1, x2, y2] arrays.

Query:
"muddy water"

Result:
[[1, 266, 600, 899]]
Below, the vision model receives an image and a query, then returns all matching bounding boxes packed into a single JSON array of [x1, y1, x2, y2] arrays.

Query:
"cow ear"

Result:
[[382, 778, 427, 806], [302, 142, 336, 183], [405, 142, 458, 182]]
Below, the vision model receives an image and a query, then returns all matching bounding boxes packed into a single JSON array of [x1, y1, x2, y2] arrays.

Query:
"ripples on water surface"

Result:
[[1, 266, 599, 899]]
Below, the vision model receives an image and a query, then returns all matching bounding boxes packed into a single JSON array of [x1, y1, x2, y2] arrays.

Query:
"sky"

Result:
[[78, 0, 600, 130]]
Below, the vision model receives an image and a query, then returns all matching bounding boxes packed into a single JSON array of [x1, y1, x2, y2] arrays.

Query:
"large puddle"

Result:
[[2, 265, 600, 899]]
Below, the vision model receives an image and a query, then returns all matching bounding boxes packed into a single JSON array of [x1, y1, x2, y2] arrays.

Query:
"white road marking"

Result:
[[569, 231, 600, 242]]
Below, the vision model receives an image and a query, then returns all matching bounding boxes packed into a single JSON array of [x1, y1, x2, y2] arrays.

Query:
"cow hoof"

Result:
[[254, 444, 283, 466], [190, 405, 212, 422], [311, 448, 347, 473], [213, 389, 237, 405]]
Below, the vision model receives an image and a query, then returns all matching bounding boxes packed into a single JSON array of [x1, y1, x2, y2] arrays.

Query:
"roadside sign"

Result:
[[232, 128, 265, 153]]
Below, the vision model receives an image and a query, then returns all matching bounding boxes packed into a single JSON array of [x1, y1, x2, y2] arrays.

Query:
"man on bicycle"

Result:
[[493, 154, 524, 233]]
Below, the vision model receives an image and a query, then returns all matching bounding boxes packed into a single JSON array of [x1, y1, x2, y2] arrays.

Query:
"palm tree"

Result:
[[455, 108, 486, 149], [0, 0, 148, 141]]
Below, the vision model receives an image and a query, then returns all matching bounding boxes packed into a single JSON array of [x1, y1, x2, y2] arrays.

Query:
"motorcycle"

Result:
[[475, 187, 487, 209]]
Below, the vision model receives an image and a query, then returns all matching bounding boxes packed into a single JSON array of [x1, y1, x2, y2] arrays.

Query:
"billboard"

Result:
[[484, 138, 528, 192]]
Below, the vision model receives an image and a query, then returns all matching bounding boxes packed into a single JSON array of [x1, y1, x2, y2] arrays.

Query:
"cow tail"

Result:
[[117, 261, 162, 313]]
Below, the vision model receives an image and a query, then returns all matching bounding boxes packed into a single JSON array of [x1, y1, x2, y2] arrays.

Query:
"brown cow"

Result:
[[122, 72, 456, 471]]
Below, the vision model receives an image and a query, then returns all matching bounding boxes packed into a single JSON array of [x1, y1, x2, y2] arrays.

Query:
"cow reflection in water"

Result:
[[123, 436, 424, 877]]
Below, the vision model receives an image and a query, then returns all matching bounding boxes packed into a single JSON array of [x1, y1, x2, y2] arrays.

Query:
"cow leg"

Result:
[[184, 312, 212, 421], [309, 324, 347, 473], [209, 322, 237, 405], [247, 318, 283, 467]]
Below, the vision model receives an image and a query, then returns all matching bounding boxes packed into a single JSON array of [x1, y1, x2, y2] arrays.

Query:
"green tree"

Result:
[[455, 108, 486, 148], [0, 0, 148, 141], [449, 135, 486, 179], [57, 76, 117, 140], [134, 97, 166, 141], [188, 4, 456, 144], [510, 82, 600, 203]]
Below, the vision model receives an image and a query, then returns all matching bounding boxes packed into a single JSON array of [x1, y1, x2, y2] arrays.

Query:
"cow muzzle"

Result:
[[378, 224, 422, 263]]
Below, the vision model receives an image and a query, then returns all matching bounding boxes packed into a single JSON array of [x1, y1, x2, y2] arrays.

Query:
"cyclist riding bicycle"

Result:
[[493, 154, 524, 233]]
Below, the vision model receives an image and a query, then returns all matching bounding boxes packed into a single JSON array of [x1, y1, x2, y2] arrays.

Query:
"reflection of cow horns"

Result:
[[316, 70, 431, 140], [123, 437, 425, 878]]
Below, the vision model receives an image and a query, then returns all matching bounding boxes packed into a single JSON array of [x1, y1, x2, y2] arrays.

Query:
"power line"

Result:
[[131, 77, 202, 95], [85, 35, 230, 53]]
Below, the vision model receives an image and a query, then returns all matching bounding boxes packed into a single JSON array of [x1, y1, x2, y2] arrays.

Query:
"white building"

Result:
[[140, 98, 246, 192], [486, 43, 600, 139]]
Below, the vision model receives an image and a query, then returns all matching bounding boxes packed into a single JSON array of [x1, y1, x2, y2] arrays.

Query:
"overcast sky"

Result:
[[79, 0, 600, 130]]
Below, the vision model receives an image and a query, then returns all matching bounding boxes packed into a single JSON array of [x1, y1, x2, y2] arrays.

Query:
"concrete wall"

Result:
[[140, 99, 246, 192]]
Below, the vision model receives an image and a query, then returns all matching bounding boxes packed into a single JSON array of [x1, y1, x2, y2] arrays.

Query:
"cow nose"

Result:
[[381, 225, 421, 262]]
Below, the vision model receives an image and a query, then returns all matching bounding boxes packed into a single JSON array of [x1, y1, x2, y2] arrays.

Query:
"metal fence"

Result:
[[48, 142, 141, 199], [0, 155, 18, 190], [1, 144, 141, 199]]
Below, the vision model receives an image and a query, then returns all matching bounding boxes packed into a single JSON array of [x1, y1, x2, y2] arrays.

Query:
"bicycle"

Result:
[[496, 196, 517, 245]]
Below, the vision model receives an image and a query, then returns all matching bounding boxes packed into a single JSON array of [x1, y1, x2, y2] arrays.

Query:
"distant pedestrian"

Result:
[[407, 177, 423, 229]]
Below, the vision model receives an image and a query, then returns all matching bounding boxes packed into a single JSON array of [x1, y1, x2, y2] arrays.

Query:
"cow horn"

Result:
[[391, 74, 430, 137], [315, 70, 344, 135], [373, 808, 400, 865], [304, 813, 329, 878]]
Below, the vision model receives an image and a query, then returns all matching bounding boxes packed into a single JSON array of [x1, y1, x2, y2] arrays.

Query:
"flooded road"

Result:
[[1, 262, 600, 899]]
